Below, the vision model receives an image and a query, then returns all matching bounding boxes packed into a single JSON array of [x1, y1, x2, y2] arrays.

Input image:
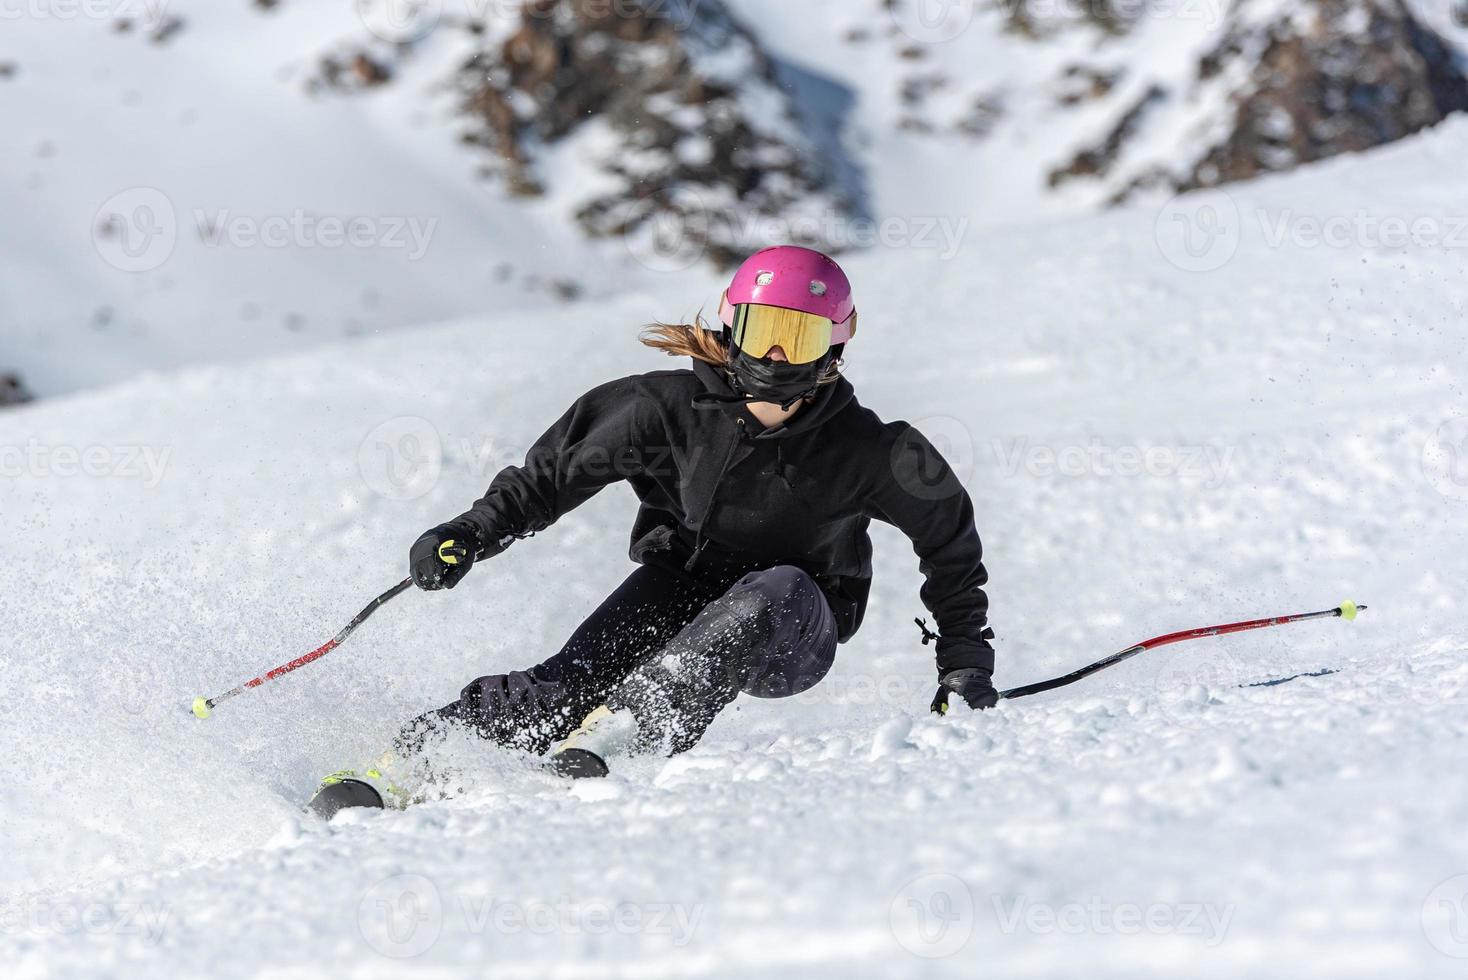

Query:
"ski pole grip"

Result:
[[437, 540, 468, 565]]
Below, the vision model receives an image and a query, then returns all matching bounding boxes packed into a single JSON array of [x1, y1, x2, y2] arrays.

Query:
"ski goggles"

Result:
[[729, 303, 841, 365]]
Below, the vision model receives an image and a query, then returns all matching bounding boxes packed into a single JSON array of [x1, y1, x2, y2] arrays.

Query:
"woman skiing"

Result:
[[405, 245, 997, 777]]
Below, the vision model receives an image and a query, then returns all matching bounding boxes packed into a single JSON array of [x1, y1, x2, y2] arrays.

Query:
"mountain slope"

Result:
[[3, 120, 1468, 976], [0, 3, 650, 395], [7, 0, 1467, 399]]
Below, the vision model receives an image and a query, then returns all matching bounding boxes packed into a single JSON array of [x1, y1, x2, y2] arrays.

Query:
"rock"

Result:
[[1, 372, 34, 407], [1041, 0, 1468, 199], [309, 50, 393, 93], [452, 0, 856, 266], [1049, 85, 1167, 187], [349, 54, 391, 88], [956, 93, 1005, 139], [150, 15, 186, 45], [995, 0, 1143, 40], [1054, 65, 1123, 108], [1184, 0, 1468, 191]]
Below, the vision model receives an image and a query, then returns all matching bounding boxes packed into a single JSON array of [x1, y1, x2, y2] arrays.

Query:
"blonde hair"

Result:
[[639, 315, 730, 367], [639, 315, 843, 386]]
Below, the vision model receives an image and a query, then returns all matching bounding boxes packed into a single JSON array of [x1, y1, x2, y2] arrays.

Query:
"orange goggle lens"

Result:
[[731, 304, 835, 365]]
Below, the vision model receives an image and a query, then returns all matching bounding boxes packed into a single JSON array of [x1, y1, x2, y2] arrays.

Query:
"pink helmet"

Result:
[[717, 246, 858, 345]]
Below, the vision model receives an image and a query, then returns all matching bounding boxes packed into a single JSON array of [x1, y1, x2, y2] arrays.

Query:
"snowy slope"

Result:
[[9, 0, 1467, 401], [3, 119, 1468, 976], [0, 3, 653, 395]]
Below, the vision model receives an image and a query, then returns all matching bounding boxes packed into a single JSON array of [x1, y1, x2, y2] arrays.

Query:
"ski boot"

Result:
[[548, 705, 639, 779], [306, 761, 413, 818]]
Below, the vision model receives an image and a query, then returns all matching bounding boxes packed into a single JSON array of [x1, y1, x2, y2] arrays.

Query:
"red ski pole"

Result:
[[932, 600, 1367, 714], [191, 576, 415, 719]]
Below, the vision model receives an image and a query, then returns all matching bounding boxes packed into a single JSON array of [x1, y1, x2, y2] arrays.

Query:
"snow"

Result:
[[0, 2, 659, 396], [4, 103, 1468, 975], [8, 0, 1464, 400]]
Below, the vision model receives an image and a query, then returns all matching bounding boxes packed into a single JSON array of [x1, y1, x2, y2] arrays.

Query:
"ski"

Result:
[[548, 748, 610, 779], [305, 768, 409, 819], [306, 777, 384, 819]]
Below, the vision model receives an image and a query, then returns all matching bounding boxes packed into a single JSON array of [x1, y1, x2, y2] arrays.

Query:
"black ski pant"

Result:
[[416, 564, 837, 755]]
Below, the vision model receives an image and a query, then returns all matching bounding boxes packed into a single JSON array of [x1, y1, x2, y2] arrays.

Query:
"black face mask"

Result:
[[727, 348, 833, 410]]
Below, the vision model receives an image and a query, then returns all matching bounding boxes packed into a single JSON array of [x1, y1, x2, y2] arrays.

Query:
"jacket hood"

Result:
[[689, 358, 854, 439]]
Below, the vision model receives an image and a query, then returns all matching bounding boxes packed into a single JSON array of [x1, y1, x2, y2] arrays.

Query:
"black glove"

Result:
[[409, 523, 480, 591], [939, 667, 999, 710], [462, 670, 560, 718], [457, 670, 566, 750]]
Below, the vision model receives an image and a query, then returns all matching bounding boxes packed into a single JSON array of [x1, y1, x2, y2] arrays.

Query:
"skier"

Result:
[[402, 245, 997, 777]]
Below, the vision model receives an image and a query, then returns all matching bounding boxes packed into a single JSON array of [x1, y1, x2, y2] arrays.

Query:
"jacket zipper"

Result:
[[684, 417, 746, 572]]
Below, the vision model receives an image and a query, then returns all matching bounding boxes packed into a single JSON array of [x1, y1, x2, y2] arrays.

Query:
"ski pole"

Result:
[[931, 599, 1367, 714], [191, 576, 416, 719]]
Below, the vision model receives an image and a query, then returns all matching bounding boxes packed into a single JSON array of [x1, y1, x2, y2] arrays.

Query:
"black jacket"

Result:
[[453, 359, 995, 675]]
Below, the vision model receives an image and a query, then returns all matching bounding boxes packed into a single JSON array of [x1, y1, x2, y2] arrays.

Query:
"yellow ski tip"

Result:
[[191, 697, 213, 719], [1338, 600, 1363, 622]]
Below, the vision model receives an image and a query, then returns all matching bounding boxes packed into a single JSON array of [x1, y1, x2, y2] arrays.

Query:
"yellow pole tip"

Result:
[[1339, 600, 1360, 622], [192, 697, 213, 719]]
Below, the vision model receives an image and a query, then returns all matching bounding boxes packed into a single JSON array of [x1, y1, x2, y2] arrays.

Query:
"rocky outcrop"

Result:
[[290, 0, 1468, 249], [308, 51, 393, 93], [1183, 0, 1468, 189], [1045, 0, 1468, 197], [1049, 85, 1166, 187], [1, 372, 33, 407], [451, 0, 855, 266], [994, 0, 1145, 39]]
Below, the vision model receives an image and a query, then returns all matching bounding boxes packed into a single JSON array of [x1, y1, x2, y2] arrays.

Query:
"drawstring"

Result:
[[690, 364, 818, 412], [691, 390, 748, 408], [914, 618, 940, 645], [692, 388, 813, 412], [685, 417, 746, 572], [776, 442, 794, 490]]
